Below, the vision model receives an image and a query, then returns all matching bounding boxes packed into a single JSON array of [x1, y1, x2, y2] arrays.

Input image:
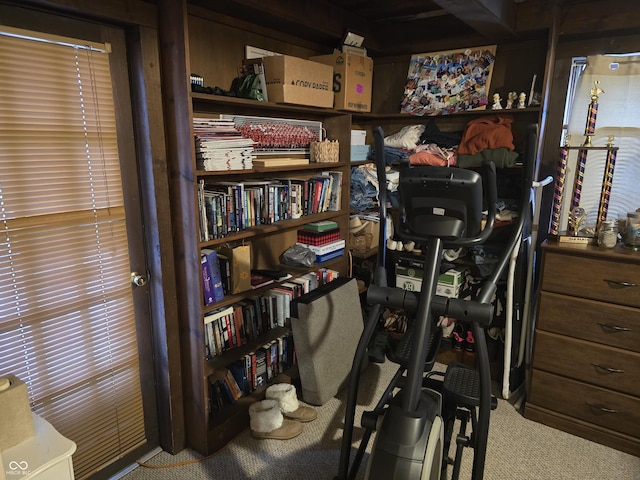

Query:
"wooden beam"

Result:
[[431, 0, 517, 40]]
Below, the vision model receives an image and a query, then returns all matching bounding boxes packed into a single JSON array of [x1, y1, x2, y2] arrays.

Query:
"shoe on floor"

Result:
[[249, 399, 303, 439], [266, 383, 317, 423]]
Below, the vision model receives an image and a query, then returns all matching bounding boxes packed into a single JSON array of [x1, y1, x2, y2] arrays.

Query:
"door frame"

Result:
[[0, 0, 186, 468]]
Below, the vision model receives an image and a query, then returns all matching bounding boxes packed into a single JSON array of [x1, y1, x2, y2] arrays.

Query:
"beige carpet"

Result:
[[116, 361, 640, 480]]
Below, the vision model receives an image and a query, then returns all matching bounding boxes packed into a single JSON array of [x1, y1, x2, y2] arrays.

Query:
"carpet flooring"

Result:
[[116, 360, 640, 480]]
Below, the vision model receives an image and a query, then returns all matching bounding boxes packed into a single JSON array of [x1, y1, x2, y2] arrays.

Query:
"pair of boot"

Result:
[[249, 383, 316, 440]]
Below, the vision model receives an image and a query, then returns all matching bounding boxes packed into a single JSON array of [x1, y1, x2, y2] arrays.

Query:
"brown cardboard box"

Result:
[[311, 51, 373, 112], [261, 55, 334, 108]]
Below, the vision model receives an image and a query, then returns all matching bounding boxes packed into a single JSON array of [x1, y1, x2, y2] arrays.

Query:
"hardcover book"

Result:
[[250, 272, 275, 289], [252, 157, 310, 168], [201, 248, 225, 303]]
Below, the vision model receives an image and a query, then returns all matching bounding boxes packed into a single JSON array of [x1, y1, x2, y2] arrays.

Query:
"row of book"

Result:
[[197, 170, 342, 242], [209, 331, 296, 412], [204, 269, 339, 358]]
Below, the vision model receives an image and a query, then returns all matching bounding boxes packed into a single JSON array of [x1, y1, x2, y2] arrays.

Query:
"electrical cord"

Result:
[[136, 450, 220, 469]]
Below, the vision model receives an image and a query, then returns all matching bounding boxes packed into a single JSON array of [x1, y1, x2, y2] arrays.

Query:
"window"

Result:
[[0, 27, 146, 479], [559, 53, 640, 232]]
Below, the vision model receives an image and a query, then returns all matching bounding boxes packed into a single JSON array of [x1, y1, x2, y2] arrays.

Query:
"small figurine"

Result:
[[564, 133, 572, 147], [568, 207, 587, 236], [590, 80, 604, 101], [491, 93, 503, 110], [517, 92, 527, 109], [505, 91, 517, 109]]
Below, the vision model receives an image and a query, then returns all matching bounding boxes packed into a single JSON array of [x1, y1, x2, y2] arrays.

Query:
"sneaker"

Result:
[[452, 331, 464, 351], [465, 330, 475, 355]]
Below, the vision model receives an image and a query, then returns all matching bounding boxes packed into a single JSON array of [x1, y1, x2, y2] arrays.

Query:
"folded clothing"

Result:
[[419, 120, 463, 149], [410, 143, 457, 166], [457, 114, 515, 155], [457, 147, 519, 169]]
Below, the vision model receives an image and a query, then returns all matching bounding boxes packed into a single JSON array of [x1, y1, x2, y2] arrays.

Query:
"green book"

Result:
[[304, 220, 338, 232]]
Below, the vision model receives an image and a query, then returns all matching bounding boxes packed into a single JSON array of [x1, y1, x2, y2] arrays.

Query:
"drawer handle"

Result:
[[591, 363, 625, 374], [597, 322, 632, 333], [604, 279, 638, 289], [586, 402, 618, 414]]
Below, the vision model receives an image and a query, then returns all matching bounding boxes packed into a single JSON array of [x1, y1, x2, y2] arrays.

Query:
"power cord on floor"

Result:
[[136, 450, 220, 469]]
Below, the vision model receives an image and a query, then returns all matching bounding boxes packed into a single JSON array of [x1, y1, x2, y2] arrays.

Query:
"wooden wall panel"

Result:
[[187, 10, 329, 93]]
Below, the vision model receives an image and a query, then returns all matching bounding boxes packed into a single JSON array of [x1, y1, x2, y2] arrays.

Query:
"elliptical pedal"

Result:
[[443, 362, 498, 411]]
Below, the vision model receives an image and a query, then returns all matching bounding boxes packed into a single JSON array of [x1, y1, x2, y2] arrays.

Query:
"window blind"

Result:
[[0, 28, 146, 479]]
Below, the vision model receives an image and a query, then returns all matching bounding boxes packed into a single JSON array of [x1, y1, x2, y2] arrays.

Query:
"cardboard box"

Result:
[[395, 264, 465, 298], [261, 55, 334, 108], [311, 52, 373, 112]]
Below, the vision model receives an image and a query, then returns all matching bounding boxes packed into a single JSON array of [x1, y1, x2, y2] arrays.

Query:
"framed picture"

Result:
[[400, 45, 497, 116]]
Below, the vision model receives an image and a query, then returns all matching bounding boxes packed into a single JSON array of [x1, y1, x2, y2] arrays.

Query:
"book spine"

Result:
[[226, 312, 237, 348], [206, 250, 225, 302], [201, 255, 215, 306], [244, 353, 254, 393], [254, 347, 267, 388]]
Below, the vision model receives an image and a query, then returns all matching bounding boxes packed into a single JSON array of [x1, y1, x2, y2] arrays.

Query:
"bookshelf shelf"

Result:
[[351, 106, 540, 124], [205, 326, 292, 374], [201, 255, 345, 315], [198, 211, 344, 249], [196, 162, 351, 177]]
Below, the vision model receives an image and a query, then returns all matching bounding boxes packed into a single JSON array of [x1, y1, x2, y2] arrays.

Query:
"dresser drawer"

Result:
[[529, 369, 640, 440], [537, 291, 640, 352], [541, 251, 640, 307], [533, 331, 640, 397]]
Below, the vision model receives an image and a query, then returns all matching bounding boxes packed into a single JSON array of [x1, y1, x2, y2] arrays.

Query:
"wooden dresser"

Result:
[[525, 240, 640, 456]]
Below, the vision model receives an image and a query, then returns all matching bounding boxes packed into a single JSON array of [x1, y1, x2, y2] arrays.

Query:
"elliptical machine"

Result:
[[336, 125, 534, 480]]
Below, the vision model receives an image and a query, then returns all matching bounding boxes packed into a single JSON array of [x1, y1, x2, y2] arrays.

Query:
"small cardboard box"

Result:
[[395, 264, 465, 298], [261, 55, 334, 108], [311, 52, 373, 112]]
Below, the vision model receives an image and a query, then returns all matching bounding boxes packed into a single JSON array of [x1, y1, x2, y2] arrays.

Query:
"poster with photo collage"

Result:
[[400, 45, 497, 116]]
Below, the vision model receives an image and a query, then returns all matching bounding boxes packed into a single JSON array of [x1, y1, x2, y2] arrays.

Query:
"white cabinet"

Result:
[[1, 413, 76, 480]]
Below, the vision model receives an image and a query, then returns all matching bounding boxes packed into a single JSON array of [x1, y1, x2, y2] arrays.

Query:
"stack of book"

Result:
[[193, 117, 255, 171], [297, 224, 341, 246], [296, 221, 345, 263]]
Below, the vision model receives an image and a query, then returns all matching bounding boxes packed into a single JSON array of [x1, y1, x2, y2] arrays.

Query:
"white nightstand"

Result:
[[1, 413, 76, 480]]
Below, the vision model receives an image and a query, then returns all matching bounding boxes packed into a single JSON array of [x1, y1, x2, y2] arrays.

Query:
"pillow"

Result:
[[384, 124, 426, 149]]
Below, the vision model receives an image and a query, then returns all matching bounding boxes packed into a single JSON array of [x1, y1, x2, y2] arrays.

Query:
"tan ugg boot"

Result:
[[265, 383, 317, 423], [249, 399, 302, 440]]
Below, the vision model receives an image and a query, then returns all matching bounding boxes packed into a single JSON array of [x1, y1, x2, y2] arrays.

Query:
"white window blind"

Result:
[[0, 28, 146, 479]]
